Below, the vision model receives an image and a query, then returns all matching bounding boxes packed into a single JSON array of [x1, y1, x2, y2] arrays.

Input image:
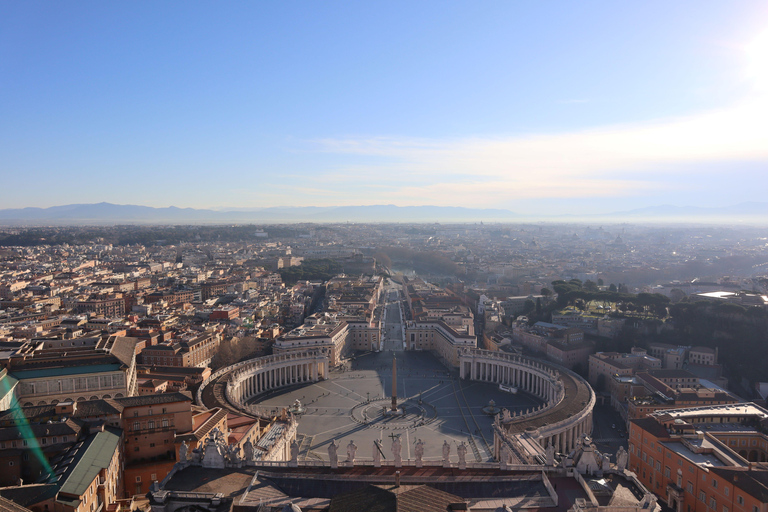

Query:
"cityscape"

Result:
[[2, 2, 768, 512]]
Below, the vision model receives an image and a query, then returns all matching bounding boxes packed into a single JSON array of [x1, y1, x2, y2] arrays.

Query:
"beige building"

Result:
[[6, 336, 138, 405]]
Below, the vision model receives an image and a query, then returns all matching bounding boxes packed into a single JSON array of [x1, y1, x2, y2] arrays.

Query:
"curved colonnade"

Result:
[[197, 350, 330, 414], [459, 348, 595, 456]]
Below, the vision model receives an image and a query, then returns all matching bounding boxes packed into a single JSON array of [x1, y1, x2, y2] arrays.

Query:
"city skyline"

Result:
[[2, 2, 768, 214]]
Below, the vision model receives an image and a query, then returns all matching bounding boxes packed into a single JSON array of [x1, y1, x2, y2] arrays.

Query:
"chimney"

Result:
[[395, 470, 401, 488]]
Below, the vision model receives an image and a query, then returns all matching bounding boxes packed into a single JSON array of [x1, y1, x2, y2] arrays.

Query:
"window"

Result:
[[702, 474, 707, 482], [41, 438, 47, 445], [52, 437, 57, 443], [737, 496, 744, 506], [133, 421, 140, 430], [723, 507, 729, 512], [724, 488, 729, 497], [700, 492, 706, 503], [23, 454, 29, 461], [687, 482, 694, 494], [151, 473, 157, 481], [63, 436, 68, 442], [135, 476, 141, 483], [8, 461, 13, 466], [162, 419, 169, 428], [710, 498, 716, 509], [713, 480, 718, 489], [22, 440, 28, 447], [665, 467, 671, 478]]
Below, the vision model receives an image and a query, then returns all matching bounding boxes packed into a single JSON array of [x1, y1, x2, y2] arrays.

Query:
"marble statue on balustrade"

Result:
[[289, 439, 299, 467], [572, 435, 602, 476], [392, 436, 402, 467], [616, 446, 628, 471], [602, 453, 611, 472], [243, 440, 254, 462], [502, 409, 512, 422], [346, 440, 357, 466], [457, 441, 467, 470], [328, 439, 338, 468], [202, 428, 227, 469], [442, 440, 451, 468], [229, 444, 242, 466], [546, 443, 555, 467], [178, 441, 188, 464], [414, 439, 424, 468], [500, 444, 511, 469]]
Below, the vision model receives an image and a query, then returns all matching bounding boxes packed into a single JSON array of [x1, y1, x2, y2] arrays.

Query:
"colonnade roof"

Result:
[[497, 368, 593, 434]]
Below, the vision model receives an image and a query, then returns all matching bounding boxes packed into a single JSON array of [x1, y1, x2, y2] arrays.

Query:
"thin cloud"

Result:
[[300, 96, 768, 207]]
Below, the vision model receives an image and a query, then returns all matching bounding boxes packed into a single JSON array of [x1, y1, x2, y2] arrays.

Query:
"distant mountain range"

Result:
[[1, 202, 767, 225]]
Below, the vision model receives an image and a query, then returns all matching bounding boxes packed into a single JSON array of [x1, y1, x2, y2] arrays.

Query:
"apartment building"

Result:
[[628, 404, 768, 512]]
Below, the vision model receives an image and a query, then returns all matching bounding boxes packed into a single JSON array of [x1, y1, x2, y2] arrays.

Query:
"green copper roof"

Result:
[[58, 428, 121, 498], [11, 363, 121, 380]]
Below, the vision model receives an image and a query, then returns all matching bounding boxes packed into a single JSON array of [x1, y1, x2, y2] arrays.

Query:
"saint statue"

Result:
[[346, 440, 357, 464]]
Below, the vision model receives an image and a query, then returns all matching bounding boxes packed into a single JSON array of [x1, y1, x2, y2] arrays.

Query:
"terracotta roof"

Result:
[[114, 390, 191, 408], [709, 468, 768, 503]]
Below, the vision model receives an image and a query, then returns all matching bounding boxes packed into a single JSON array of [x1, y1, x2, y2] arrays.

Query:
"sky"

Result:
[[2, 1, 768, 215]]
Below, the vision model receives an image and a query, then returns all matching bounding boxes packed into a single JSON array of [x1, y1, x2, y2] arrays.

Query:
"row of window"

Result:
[[1, 435, 69, 449]]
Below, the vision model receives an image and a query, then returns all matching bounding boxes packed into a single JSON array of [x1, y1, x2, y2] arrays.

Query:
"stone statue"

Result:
[[373, 440, 382, 467], [502, 409, 512, 422], [392, 436, 402, 467], [500, 444, 511, 469], [546, 443, 555, 466], [179, 440, 188, 462], [346, 440, 357, 465], [328, 439, 338, 468], [290, 439, 299, 466], [457, 442, 467, 469], [243, 440, 254, 462], [230, 445, 242, 465], [602, 453, 610, 472], [442, 440, 451, 468], [616, 446, 628, 471], [415, 439, 424, 467]]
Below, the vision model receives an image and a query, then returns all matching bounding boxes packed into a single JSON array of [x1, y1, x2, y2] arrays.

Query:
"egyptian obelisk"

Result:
[[391, 355, 397, 411]]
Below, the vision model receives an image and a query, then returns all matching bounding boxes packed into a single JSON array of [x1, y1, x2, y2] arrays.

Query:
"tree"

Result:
[[523, 299, 535, 314], [609, 283, 618, 293], [536, 298, 542, 315], [597, 278, 604, 287], [584, 280, 599, 292], [541, 287, 553, 297]]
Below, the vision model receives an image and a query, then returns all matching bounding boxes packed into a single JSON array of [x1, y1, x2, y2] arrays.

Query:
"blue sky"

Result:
[[2, 2, 768, 214]]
